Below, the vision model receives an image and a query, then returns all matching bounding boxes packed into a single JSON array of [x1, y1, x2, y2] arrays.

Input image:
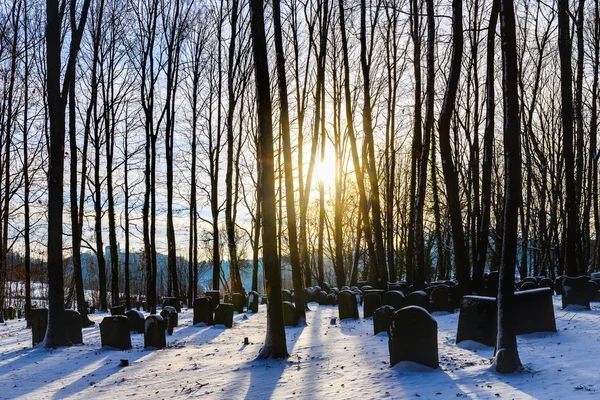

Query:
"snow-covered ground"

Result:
[[0, 297, 598, 399]]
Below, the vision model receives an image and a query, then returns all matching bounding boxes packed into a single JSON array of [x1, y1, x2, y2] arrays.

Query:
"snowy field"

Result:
[[0, 297, 598, 399]]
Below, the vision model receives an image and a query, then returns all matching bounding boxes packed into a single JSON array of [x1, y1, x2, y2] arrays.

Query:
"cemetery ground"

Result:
[[0, 298, 599, 400]]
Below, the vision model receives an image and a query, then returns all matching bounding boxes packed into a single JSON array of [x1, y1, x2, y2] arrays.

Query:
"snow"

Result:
[[1, 296, 599, 399]]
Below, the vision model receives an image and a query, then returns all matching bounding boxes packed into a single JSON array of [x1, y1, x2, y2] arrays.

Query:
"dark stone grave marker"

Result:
[[126, 310, 145, 333], [373, 305, 395, 335], [247, 291, 259, 313], [193, 297, 214, 325], [338, 291, 359, 320], [144, 315, 166, 348], [363, 292, 383, 318], [456, 295, 497, 347], [206, 290, 221, 310], [100, 315, 132, 350], [162, 297, 181, 313], [214, 303, 234, 328], [430, 285, 452, 313], [64, 309, 83, 344], [160, 306, 178, 335], [283, 301, 299, 326], [406, 290, 429, 311], [31, 308, 48, 346], [562, 276, 591, 309], [111, 305, 125, 316], [383, 290, 405, 310], [389, 306, 438, 369], [232, 293, 245, 313]]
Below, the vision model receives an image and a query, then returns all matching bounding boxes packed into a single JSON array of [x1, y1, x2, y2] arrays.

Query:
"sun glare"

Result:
[[316, 156, 337, 188]]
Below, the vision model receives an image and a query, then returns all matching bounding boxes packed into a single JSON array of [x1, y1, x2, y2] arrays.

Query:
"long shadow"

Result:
[[242, 324, 306, 399]]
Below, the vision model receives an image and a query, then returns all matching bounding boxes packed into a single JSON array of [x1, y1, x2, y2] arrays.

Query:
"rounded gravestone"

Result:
[[247, 291, 259, 313], [315, 290, 328, 305], [389, 306, 438, 369], [160, 306, 178, 335], [430, 285, 451, 313], [283, 301, 299, 327], [383, 290, 405, 310], [373, 305, 395, 335], [126, 309, 145, 333], [538, 278, 554, 292], [562, 276, 591, 309], [162, 297, 181, 313], [31, 308, 48, 347], [555, 276, 567, 295], [326, 293, 338, 306], [519, 281, 537, 291], [338, 291, 359, 320], [406, 290, 429, 311], [232, 293, 245, 314], [144, 315, 166, 348], [363, 292, 383, 318], [282, 289, 293, 303], [322, 282, 331, 293], [206, 290, 220, 311], [110, 305, 125, 316], [100, 315, 132, 350]]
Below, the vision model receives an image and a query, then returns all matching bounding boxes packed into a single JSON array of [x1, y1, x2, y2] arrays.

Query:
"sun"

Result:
[[316, 156, 337, 188]]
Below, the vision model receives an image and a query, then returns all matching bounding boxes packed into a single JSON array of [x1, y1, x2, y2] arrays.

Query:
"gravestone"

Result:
[[261, 296, 268, 305], [588, 280, 600, 302], [64, 309, 83, 345], [338, 291, 359, 320], [206, 290, 221, 310], [562, 276, 591, 309], [326, 293, 338, 306], [521, 277, 538, 285], [283, 301, 299, 326], [315, 290, 328, 305], [322, 282, 331, 292], [100, 316, 132, 350], [6, 306, 15, 320], [162, 297, 181, 313], [282, 290, 293, 302], [519, 281, 537, 291], [126, 310, 145, 333], [193, 297, 214, 325], [388, 282, 408, 293], [406, 290, 429, 311], [31, 308, 48, 347], [247, 291, 259, 313], [514, 288, 556, 335], [389, 306, 438, 369], [555, 276, 567, 295], [449, 283, 461, 310], [110, 305, 125, 316], [214, 303, 234, 328], [373, 305, 395, 335], [430, 285, 452, 313], [144, 315, 166, 348], [224, 294, 233, 304], [456, 295, 497, 347], [232, 293, 245, 313], [363, 292, 383, 318], [361, 285, 373, 293], [330, 288, 340, 295], [538, 278, 554, 292], [305, 287, 317, 303], [383, 290, 405, 310], [160, 306, 178, 335]]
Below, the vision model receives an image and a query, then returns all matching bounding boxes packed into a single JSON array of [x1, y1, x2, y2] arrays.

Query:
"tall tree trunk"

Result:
[[273, 0, 306, 320], [558, 0, 579, 277], [250, 0, 288, 359], [437, 0, 470, 292], [495, 0, 522, 374]]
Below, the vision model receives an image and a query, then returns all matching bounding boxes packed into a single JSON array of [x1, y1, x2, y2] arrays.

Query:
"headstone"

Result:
[[162, 297, 181, 313], [406, 290, 429, 311], [31, 308, 48, 347], [224, 294, 233, 304], [305, 287, 317, 303], [389, 306, 438, 369], [562, 276, 591, 309], [326, 293, 338, 306], [260, 296, 268, 305], [283, 301, 299, 327], [64, 309, 83, 344], [100, 316, 132, 350], [519, 281, 537, 291], [383, 290, 405, 310], [315, 290, 328, 305], [538, 278, 554, 292], [361, 285, 373, 293], [232, 293, 245, 313], [322, 282, 331, 292], [193, 297, 214, 325], [449, 283, 461, 310], [430, 285, 452, 313], [282, 290, 293, 302], [110, 305, 125, 316], [373, 305, 395, 335], [363, 292, 383, 318], [555, 275, 567, 295], [330, 288, 339, 295], [126, 310, 145, 333], [338, 291, 359, 320], [144, 315, 166, 348], [6, 306, 15, 320], [206, 290, 221, 310], [456, 295, 497, 347], [521, 276, 538, 285], [247, 291, 259, 313], [214, 303, 234, 328], [514, 288, 556, 335], [160, 306, 178, 335]]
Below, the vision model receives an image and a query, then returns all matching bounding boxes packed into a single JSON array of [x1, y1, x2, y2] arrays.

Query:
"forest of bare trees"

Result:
[[0, 0, 598, 372]]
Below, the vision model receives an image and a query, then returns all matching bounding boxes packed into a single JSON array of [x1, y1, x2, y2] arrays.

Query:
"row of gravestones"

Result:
[[29, 306, 181, 349]]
